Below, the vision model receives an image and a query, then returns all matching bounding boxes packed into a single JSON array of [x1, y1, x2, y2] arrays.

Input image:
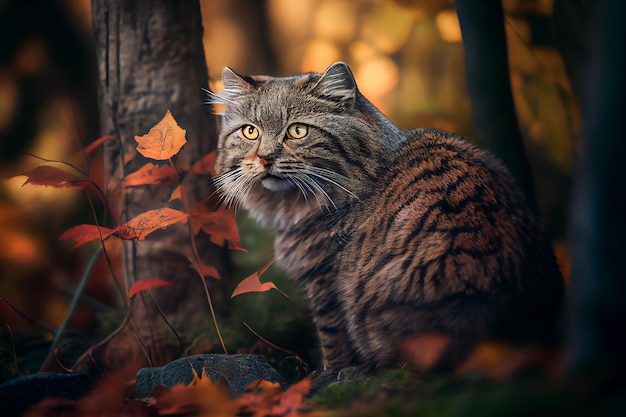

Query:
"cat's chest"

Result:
[[274, 211, 353, 279]]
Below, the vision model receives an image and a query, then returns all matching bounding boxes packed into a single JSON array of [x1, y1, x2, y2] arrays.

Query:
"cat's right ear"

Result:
[[311, 62, 357, 105]]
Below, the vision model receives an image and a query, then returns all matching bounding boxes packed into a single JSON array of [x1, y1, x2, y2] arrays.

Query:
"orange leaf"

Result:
[[59, 224, 116, 248], [190, 152, 217, 176], [169, 185, 182, 202], [135, 110, 187, 160], [152, 367, 238, 416], [124, 163, 178, 187], [85, 134, 114, 154], [129, 278, 170, 297], [114, 207, 189, 240], [189, 205, 246, 251], [238, 377, 315, 417], [231, 260, 277, 298], [21, 165, 99, 194]]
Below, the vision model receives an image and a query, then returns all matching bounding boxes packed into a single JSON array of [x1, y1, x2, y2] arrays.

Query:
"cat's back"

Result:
[[345, 128, 545, 305]]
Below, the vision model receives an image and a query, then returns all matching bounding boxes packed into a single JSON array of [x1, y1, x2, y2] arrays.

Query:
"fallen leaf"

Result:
[[396, 333, 451, 372], [135, 110, 187, 160], [124, 163, 178, 187], [60, 224, 116, 248], [151, 367, 238, 416], [114, 207, 189, 240], [189, 205, 246, 251], [238, 377, 316, 417], [85, 134, 114, 154], [231, 260, 278, 298], [129, 278, 170, 298]]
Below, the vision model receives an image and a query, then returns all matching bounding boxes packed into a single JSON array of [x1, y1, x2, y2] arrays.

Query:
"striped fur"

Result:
[[212, 62, 563, 372]]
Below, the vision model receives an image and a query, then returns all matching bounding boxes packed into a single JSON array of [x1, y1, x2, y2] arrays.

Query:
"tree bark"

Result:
[[89, 0, 224, 372], [567, 0, 626, 386], [456, 0, 536, 210]]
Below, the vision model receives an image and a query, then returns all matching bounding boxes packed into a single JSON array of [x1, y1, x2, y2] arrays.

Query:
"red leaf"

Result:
[[21, 165, 99, 194], [190, 152, 217, 176], [124, 163, 178, 187], [231, 260, 277, 298], [189, 205, 246, 251], [129, 278, 170, 298], [197, 260, 221, 279], [59, 224, 116, 248], [114, 207, 189, 240], [169, 185, 182, 202], [85, 134, 114, 154]]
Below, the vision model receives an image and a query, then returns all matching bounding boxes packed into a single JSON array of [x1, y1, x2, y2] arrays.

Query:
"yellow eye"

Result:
[[287, 123, 308, 139], [240, 125, 259, 140]]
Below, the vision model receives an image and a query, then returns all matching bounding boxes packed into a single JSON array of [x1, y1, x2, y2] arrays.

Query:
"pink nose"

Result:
[[258, 157, 271, 166]]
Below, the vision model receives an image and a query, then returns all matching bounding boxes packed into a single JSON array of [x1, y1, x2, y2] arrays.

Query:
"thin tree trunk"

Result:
[[88, 0, 224, 373], [456, 0, 536, 210]]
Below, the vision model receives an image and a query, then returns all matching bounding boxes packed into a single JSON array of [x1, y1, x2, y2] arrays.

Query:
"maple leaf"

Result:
[[168, 185, 182, 202], [59, 224, 116, 248], [21, 165, 100, 195], [231, 259, 285, 298], [189, 204, 246, 251], [114, 207, 189, 240], [135, 110, 187, 160], [129, 278, 170, 297], [124, 162, 178, 187]]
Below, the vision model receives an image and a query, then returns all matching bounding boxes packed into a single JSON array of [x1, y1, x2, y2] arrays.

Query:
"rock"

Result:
[[133, 353, 288, 398], [0, 371, 94, 417]]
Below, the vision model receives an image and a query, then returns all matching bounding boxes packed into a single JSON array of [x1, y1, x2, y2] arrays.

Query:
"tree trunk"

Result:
[[455, 0, 536, 210], [567, 0, 626, 387], [88, 0, 224, 373]]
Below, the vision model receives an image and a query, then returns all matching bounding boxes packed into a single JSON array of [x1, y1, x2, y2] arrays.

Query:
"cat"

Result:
[[210, 62, 564, 373]]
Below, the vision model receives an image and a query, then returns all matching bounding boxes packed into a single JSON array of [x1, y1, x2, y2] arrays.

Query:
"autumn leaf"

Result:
[[85, 134, 114, 154], [238, 377, 316, 417], [60, 224, 116, 248], [129, 278, 170, 298], [113, 207, 188, 240], [196, 260, 221, 279], [190, 151, 217, 176], [124, 162, 178, 187], [21, 165, 100, 195], [169, 185, 182, 202], [232, 259, 284, 298], [151, 367, 238, 416], [135, 110, 187, 160], [189, 204, 246, 251]]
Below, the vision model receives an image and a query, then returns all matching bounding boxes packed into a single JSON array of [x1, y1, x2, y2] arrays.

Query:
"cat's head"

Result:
[[210, 62, 395, 224]]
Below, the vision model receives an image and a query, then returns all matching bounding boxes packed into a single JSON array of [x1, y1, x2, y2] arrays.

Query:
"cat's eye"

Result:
[[287, 123, 308, 139], [240, 125, 259, 140]]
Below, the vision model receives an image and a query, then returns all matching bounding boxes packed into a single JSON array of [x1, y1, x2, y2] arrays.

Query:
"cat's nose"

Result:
[[258, 156, 272, 167]]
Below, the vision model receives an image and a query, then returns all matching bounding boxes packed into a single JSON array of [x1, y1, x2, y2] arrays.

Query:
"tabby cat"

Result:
[[211, 62, 563, 372]]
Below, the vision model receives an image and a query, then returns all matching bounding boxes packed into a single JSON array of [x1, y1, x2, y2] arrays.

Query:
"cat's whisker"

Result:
[[202, 87, 239, 106], [303, 166, 360, 202], [301, 174, 338, 211], [292, 173, 325, 210]]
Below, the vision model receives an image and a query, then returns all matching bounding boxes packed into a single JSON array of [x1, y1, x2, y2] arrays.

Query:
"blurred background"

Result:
[[0, 0, 576, 379]]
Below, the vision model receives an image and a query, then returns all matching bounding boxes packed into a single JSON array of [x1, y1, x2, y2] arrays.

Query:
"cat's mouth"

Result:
[[260, 173, 295, 192]]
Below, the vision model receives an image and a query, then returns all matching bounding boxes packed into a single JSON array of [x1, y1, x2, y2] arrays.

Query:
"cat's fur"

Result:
[[211, 62, 563, 372]]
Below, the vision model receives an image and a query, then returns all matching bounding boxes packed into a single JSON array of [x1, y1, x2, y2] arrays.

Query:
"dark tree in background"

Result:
[[88, 0, 225, 372], [455, 0, 536, 210], [567, 0, 626, 386]]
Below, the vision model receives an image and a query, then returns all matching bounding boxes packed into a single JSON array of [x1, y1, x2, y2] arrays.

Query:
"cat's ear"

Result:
[[311, 62, 357, 105], [221, 67, 254, 98]]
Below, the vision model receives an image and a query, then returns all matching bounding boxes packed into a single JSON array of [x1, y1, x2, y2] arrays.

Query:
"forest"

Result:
[[0, 0, 624, 416]]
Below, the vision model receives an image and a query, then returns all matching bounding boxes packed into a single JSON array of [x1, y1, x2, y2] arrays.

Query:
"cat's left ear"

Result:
[[311, 62, 357, 105], [221, 67, 254, 98]]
